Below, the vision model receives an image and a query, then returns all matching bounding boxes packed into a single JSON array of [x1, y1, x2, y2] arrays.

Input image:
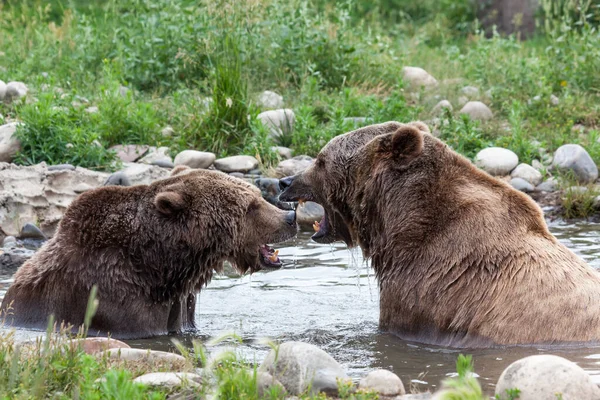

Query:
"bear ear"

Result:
[[407, 121, 430, 134], [377, 125, 424, 163], [171, 165, 191, 176], [154, 191, 186, 216]]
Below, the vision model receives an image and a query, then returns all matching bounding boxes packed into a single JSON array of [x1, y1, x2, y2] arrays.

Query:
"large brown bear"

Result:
[[279, 121, 600, 347], [1, 167, 296, 339]]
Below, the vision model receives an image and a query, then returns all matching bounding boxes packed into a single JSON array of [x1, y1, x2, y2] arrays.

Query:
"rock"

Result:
[[0, 246, 35, 271], [535, 178, 558, 193], [274, 156, 313, 178], [0, 80, 6, 100], [104, 171, 131, 187], [431, 100, 452, 115], [139, 146, 172, 165], [475, 147, 519, 176], [457, 96, 469, 107], [119, 85, 130, 98], [459, 101, 493, 121], [230, 172, 244, 179], [531, 159, 544, 171], [402, 67, 437, 89], [257, 371, 286, 397], [133, 372, 201, 388], [257, 90, 284, 110], [151, 159, 174, 169], [214, 155, 258, 173], [19, 223, 46, 240], [100, 348, 186, 363], [257, 109, 295, 139], [259, 342, 348, 396], [0, 122, 23, 162], [495, 355, 600, 400], [173, 150, 216, 169], [510, 177, 534, 193], [48, 164, 76, 171], [550, 94, 559, 106], [484, 89, 493, 100], [271, 146, 293, 160], [0, 163, 110, 237], [552, 144, 598, 183], [92, 139, 102, 148], [84, 106, 99, 114], [460, 86, 479, 98], [2, 236, 16, 247], [510, 163, 542, 186], [566, 186, 588, 195], [4, 81, 28, 103], [161, 126, 174, 137], [69, 338, 130, 355], [120, 163, 171, 186], [594, 195, 600, 209], [359, 369, 405, 396], [109, 144, 149, 163], [296, 202, 324, 228]]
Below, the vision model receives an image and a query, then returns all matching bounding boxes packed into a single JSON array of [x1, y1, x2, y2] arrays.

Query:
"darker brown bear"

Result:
[[280, 121, 600, 346], [1, 168, 296, 339]]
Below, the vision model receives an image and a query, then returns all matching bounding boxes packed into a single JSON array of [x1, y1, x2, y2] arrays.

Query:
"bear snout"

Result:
[[279, 175, 294, 191]]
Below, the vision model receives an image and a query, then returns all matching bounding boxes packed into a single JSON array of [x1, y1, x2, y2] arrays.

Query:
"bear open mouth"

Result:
[[312, 212, 330, 241], [259, 244, 281, 269]]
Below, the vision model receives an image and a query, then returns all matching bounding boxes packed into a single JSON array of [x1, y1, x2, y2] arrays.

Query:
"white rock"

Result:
[[0, 122, 23, 162], [257, 371, 286, 397], [402, 67, 438, 89], [4, 81, 28, 103], [101, 348, 186, 363], [173, 150, 216, 169], [275, 156, 313, 178], [495, 355, 600, 400], [531, 159, 544, 171], [0, 80, 6, 101], [271, 146, 293, 159], [550, 94, 559, 106], [431, 100, 453, 115], [120, 163, 171, 186], [460, 86, 479, 98], [510, 177, 534, 192], [457, 96, 469, 107], [511, 163, 543, 186], [535, 178, 558, 193], [161, 126, 174, 137], [475, 147, 519, 176], [459, 101, 493, 121], [359, 370, 405, 396], [133, 372, 201, 388], [84, 106, 99, 114], [139, 146, 172, 165], [552, 144, 598, 183], [257, 90, 284, 110], [257, 109, 295, 139], [214, 155, 258, 173], [259, 342, 348, 396]]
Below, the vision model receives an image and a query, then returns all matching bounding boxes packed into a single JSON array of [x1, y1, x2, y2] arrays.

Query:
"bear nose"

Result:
[[279, 176, 294, 191], [284, 211, 296, 226]]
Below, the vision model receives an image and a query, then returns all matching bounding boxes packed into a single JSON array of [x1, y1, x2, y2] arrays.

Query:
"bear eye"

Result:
[[247, 200, 261, 214]]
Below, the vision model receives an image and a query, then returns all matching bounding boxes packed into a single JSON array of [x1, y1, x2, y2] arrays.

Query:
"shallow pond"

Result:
[[2, 219, 600, 394]]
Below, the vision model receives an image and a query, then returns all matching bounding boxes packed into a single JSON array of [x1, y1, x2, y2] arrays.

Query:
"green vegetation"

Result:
[[0, 0, 598, 174]]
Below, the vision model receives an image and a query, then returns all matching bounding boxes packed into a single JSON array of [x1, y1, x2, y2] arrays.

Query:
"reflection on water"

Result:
[[1, 220, 600, 393]]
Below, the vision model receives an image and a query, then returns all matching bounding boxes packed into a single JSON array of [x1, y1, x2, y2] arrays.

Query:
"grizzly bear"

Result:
[[1, 167, 296, 339], [279, 121, 600, 347]]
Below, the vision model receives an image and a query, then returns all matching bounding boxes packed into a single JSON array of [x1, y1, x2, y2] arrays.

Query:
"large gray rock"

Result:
[[174, 150, 215, 169], [495, 355, 600, 400], [274, 156, 313, 178], [0, 122, 23, 162], [138, 146, 172, 165], [101, 348, 186, 363], [0, 163, 109, 237], [214, 155, 258, 173], [257, 371, 286, 397], [431, 100, 452, 115], [359, 369, 405, 396], [4, 81, 28, 103], [402, 67, 437, 89], [460, 86, 480, 98], [257, 109, 295, 139], [475, 147, 519, 176], [259, 342, 348, 396], [297, 202, 324, 228], [19, 223, 46, 240], [510, 163, 542, 186], [0, 80, 6, 101], [133, 372, 201, 388], [535, 178, 558, 193], [271, 146, 293, 160], [510, 177, 534, 193], [257, 90, 284, 110], [552, 144, 598, 183], [459, 101, 493, 121]]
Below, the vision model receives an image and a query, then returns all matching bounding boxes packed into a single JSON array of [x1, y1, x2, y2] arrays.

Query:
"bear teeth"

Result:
[[313, 220, 321, 232]]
